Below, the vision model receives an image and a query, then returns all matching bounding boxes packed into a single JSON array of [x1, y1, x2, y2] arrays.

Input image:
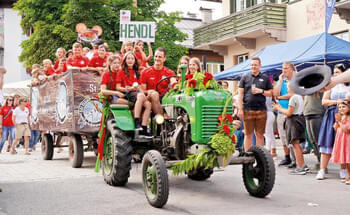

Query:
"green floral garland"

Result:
[[171, 97, 237, 175]]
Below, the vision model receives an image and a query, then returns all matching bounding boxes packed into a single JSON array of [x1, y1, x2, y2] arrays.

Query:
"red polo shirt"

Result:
[[140, 66, 175, 97], [101, 71, 118, 91], [88, 55, 108, 68], [0, 105, 14, 127], [116, 69, 140, 88], [67, 55, 89, 68]]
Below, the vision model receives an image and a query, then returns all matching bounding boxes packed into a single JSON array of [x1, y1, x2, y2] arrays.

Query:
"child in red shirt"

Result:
[[43, 59, 55, 77], [100, 55, 128, 105], [55, 58, 67, 74], [134, 40, 152, 69], [116, 52, 151, 137], [88, 44, 108, 75], [66, 42, 89, 71], [54, 47, 66, 70]]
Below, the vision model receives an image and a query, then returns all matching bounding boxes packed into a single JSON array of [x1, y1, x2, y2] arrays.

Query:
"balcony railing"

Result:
[[194, 3, 286, 47]]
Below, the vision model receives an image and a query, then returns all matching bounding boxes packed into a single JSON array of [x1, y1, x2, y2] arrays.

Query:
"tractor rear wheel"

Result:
[[103, 119, 132, 186], [187, 167, 213, 181], [242, 146, 275, 198]]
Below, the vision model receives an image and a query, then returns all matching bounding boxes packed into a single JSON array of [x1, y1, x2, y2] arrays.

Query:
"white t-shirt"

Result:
[[13, 107, 29, 124], [0, 90, 4, 106]]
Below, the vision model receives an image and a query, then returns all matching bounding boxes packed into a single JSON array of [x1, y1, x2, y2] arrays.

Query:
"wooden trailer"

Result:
[[30, 70, 101, 168]]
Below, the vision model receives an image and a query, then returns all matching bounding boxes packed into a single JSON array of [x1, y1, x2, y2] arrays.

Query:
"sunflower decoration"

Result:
[[171, 99, 237, 175]]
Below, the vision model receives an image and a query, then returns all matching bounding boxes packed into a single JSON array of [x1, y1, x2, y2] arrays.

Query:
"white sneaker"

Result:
[[316, 169, 325, 180], [340, 169, 347, 179]]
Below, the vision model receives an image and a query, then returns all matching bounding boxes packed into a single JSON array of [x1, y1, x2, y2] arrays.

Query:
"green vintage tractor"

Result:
[[101, 67, 275, 208]]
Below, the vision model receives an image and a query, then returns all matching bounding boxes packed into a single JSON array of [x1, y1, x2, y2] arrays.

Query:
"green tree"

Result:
[[14, 0, 187, 70]]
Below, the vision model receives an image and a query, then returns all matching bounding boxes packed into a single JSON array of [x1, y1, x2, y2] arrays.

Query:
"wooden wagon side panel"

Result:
[[72, 71, 101, 133], [30, 70, 101, 133], [30, 86, 40, 130]]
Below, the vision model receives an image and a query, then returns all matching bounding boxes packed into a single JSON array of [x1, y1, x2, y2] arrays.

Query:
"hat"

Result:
[[289, 65, 332, 96]]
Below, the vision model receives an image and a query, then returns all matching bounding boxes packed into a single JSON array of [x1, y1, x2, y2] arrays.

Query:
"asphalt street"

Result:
[[0, 144, 349, 215]]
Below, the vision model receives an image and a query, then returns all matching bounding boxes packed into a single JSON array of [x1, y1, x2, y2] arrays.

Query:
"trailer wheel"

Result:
[[242, 146, 275, 198], [187, 167, 213, 181], [41, 133, 54, 160], [69, 134, 84, 168], [102, 119, 132, 186], [142, 150, 169, 208]]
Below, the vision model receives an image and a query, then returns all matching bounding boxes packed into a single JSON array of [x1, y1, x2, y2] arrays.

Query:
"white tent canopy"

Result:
[[3, 79, 31, 97]]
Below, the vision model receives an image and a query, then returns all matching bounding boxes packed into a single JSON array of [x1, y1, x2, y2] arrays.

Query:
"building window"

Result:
[[333, 31, 349, 41], [230, 0, 277, 14], [237, 53, 249, 64], [206, 62, 224, 75]]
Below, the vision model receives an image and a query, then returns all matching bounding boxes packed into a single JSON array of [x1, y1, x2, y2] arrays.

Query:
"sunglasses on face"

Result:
[[8, 99, 13, 101]]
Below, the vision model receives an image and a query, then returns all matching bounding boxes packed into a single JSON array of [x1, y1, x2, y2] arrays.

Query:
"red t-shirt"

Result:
[[88, 55, 108, 68], [55, 67, 67, 74], [67, 55, 89, 68], [0, 105, 14, 127], [141, 66, 175, 97], [45, 66, 55, 76], [54, 59, 67, 72], [116, 69, 140, 88], [101, 71, 118, 91], [134, 52, 147, 67]]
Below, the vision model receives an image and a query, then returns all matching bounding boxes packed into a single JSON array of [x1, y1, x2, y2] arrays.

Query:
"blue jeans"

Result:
[[29, 130, 41, 149], [0, 126, 15, 149]]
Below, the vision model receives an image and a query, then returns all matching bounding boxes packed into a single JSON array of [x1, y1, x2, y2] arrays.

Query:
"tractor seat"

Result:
[[110, 104, 130, 110]]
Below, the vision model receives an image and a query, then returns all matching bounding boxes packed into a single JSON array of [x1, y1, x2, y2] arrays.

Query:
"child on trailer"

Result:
[[188, 57, 202, 74], [332, 99, 350, 184], [43, 59, 55, 77], [88, 44, 108, 75], [116, 52, 152, 137], [55, 58, 67, 74], [66, 42, 89, 72], [100, 55, 128, 105], [134, 40, 153, 70], [53, 47, 67, 71]]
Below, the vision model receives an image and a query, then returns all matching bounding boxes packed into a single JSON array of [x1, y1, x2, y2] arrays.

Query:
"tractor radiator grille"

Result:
[[201, 105, 232, 139]]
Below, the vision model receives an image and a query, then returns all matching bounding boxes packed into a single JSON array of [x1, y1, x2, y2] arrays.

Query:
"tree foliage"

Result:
[[14, 0, 188, 70]]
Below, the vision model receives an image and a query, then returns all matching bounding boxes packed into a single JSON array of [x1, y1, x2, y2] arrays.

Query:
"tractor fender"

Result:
[[110, 108, 135, 131]]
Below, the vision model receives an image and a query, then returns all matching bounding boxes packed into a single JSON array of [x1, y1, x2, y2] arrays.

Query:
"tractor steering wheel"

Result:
[[155, 75, 178, 92]]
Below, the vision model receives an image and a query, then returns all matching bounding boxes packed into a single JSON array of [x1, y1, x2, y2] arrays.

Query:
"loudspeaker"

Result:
[[289, 65, 332, 96]]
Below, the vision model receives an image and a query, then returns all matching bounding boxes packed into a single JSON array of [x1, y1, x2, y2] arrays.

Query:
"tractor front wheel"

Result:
[[242, 146, 275, 198], [142, 150, 169, 208]]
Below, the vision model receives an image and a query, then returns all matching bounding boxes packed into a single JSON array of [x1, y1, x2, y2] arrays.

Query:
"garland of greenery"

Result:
[[171, 96, 237, 176], [94, 93, 112, 173]]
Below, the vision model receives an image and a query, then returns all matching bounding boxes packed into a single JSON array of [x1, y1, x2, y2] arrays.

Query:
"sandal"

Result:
[[24, 152, 31, 155], [345, 180, 350, 185], [10, 150, 17, 155]]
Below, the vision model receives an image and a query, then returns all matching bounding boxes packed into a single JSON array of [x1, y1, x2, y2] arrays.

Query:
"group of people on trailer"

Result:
[[30, 39, 207, 137]]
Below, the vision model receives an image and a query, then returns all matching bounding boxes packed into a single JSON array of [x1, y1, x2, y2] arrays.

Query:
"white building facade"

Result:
[[0, 5, 30, 84]]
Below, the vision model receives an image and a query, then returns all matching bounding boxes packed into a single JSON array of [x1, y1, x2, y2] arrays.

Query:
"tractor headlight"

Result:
[[155, 114, 165, 124]]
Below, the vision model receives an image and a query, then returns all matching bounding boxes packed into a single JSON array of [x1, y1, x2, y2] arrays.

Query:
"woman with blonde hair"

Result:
[[188, 57, 202, 74]]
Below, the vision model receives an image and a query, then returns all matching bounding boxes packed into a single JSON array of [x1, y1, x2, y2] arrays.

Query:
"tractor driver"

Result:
[[140, 47, 176, 115]]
